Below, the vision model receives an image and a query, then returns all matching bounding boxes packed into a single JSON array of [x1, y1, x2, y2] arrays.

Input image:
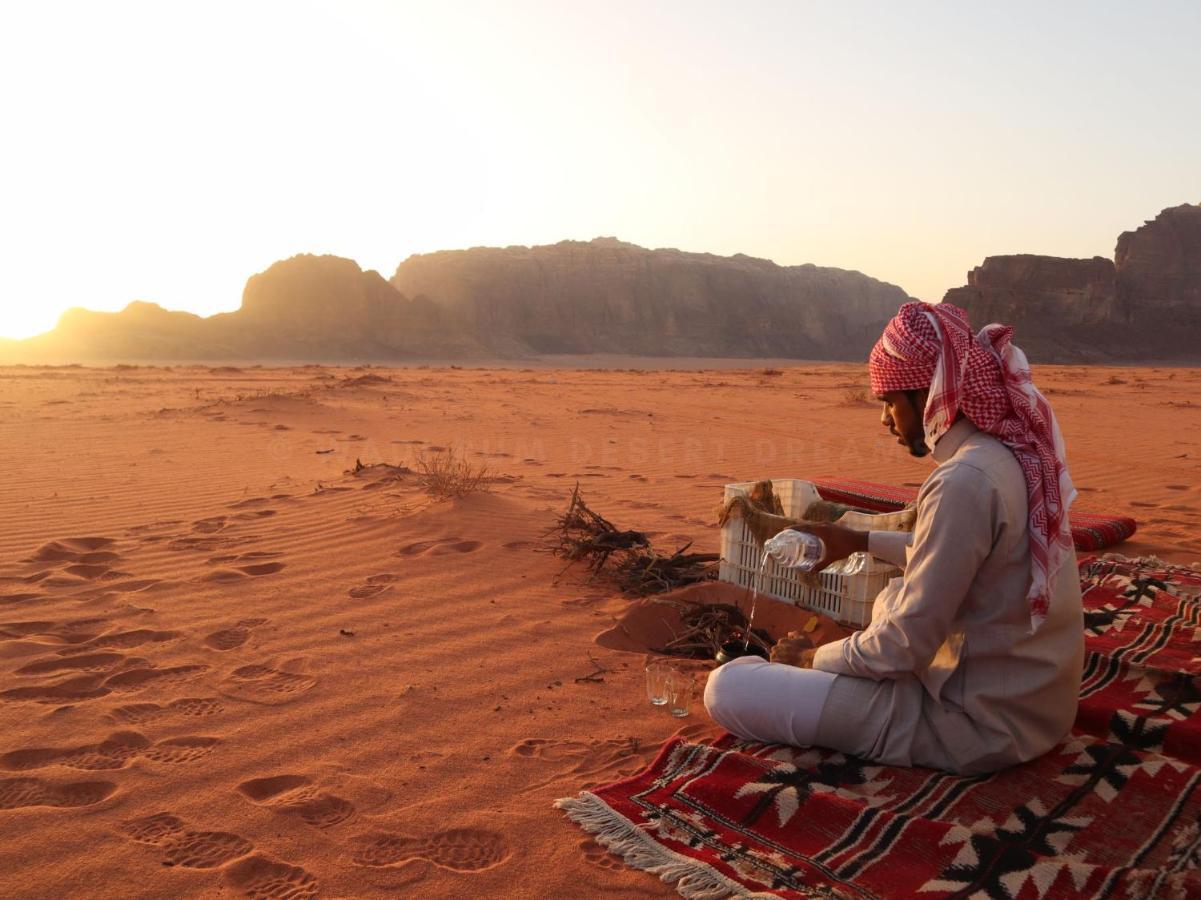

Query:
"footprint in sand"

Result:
[[228, 497, 274, 509], [104, 664, 210, 693], [396, 538, 483, 557], [141, 736, 223, 764], [0, 731, 220, 770], [0, 776, 117, 810], [16, 652, 129, 676], [169, 535, 242, 553], [199, 563, 285, 584], [220, 662, 316, 705], [580, 837, 626, 873], [4, 616, 112, 645], [65, 537, 117, 551], [24, 543, 78, 564], [1, 674, 112, 705], [237, 774, 355, 828], [39, 575, 92, 589], [24, 537, 118, 566], [223, 853, 318, 899], [233, 510, 278, 521], [75, 628, 181, 651], [64, 563, 115, 580], [109, 697, 224, 724], [348, 828, 511, 872], [208, 551, 284, 567], [192, 517, 228, 534], [502, 541, 538, 551], [205, 618, 269, 651], [1, 731, 149, 770], [98, 578, 163, 594], [119, 812, 254, 869], [347, 574, 398, 599], [510, 737, 652, 790]]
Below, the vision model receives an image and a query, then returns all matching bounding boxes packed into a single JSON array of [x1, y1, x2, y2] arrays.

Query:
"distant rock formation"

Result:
[[945, 203, 1201, 362], [1, 242, 911, 363], [26, 301, 215, 362], [390, 238, 911, 359], [942, 255, 1120, 361], [9, 256, 486, 363], [236, 255, 482, 358], [1115, 204, 1201, 340]]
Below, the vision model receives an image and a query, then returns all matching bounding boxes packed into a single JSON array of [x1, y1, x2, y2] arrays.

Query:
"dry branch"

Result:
[[573, 651, 613, 684], [650, 598, 773, 660], [548, 484, 718, 595]]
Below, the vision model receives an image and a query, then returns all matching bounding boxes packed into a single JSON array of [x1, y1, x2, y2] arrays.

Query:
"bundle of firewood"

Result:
[[650, 598, 773, 659], [548, 484, 719, 594]]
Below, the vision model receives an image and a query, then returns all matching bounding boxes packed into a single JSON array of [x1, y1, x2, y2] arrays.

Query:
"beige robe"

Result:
[[810, 418, 1084, 774]]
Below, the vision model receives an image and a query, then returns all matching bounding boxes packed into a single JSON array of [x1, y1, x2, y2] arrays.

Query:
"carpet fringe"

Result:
[[555, 792, 776, 900]]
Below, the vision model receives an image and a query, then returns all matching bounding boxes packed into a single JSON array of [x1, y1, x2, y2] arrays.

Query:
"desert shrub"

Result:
[[1104, 374, 1127, 386], [842, 387, 871, 405], [760, 368, 783, 377], [415, 446, 492, 499]]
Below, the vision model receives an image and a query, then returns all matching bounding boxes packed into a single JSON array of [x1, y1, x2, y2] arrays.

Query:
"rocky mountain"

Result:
[[945, 203, 1201, 362], [389, 238, 910, 359], [1, 242, 911, 363], [235, 255, 482, 358], [8, 256, 487, 363]]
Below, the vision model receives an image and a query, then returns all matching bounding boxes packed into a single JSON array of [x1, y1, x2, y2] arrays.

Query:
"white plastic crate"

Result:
[[718, 479, 902, 627]]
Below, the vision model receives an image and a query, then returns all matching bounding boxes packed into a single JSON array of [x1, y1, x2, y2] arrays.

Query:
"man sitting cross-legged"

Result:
[[704, 301, 1084, 775]]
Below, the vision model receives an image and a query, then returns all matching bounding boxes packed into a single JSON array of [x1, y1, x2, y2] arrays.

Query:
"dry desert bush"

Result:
[[415, 446, 492, 499], [842, 386, 872, 405]]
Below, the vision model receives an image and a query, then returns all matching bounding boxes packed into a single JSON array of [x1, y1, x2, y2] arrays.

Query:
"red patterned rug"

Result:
[[557, 555, 1201, 898]]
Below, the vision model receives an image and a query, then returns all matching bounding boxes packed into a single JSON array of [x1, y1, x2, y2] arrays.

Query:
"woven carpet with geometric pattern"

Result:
[[557, 555, 1201, 899]]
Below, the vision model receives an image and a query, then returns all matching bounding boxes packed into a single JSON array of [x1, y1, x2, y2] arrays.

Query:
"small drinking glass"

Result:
[[668, 673, 695, 718], [646, 660, 674, 706]]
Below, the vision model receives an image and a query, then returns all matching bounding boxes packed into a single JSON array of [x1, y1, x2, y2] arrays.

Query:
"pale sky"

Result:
[[1, 0, 1198, 339]]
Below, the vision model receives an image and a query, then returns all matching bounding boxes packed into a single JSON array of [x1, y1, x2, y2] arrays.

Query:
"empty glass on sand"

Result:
[[645, 660, 675, 706], [668, 673, 695, 718]]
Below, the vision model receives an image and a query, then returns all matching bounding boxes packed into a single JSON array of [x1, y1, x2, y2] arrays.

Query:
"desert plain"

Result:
[[0, 360, 1199, 899]]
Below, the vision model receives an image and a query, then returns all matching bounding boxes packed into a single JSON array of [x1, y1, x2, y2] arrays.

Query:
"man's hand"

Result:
[[786, 522, 868, 571], [770, 631, 817, 668]]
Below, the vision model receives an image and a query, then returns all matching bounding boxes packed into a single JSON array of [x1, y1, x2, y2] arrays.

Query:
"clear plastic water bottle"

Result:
[[763, 529, 825, 571]]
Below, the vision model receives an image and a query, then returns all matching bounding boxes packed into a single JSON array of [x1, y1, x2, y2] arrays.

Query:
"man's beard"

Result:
[[907, 438, 930, 458]]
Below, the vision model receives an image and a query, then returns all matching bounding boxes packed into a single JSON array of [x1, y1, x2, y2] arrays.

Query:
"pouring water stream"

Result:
[[743, 550, 771, 652]]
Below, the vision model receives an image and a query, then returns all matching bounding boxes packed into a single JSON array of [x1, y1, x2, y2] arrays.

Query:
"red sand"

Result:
[[1, 362, 1198, 898]]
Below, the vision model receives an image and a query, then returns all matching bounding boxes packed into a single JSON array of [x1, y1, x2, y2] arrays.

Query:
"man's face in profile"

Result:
[[878, 389, 929, 458]]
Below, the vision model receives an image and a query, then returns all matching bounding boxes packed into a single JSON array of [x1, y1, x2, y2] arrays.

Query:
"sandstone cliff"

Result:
[[17, 302, 219, 362], [1115, 204, 1201, 344], [235, 255, 483, 358], [945, 203, 1201, 362], [10, 256, 487, 363], [2, 243, 911, 363], [389, 238, 911, 359]]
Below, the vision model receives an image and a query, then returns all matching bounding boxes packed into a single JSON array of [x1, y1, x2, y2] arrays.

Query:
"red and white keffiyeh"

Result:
[[868, 301, 1076, 631]]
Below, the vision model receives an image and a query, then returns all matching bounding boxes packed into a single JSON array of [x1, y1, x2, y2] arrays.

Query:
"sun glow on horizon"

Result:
[[1, 0, 1199, 340]]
